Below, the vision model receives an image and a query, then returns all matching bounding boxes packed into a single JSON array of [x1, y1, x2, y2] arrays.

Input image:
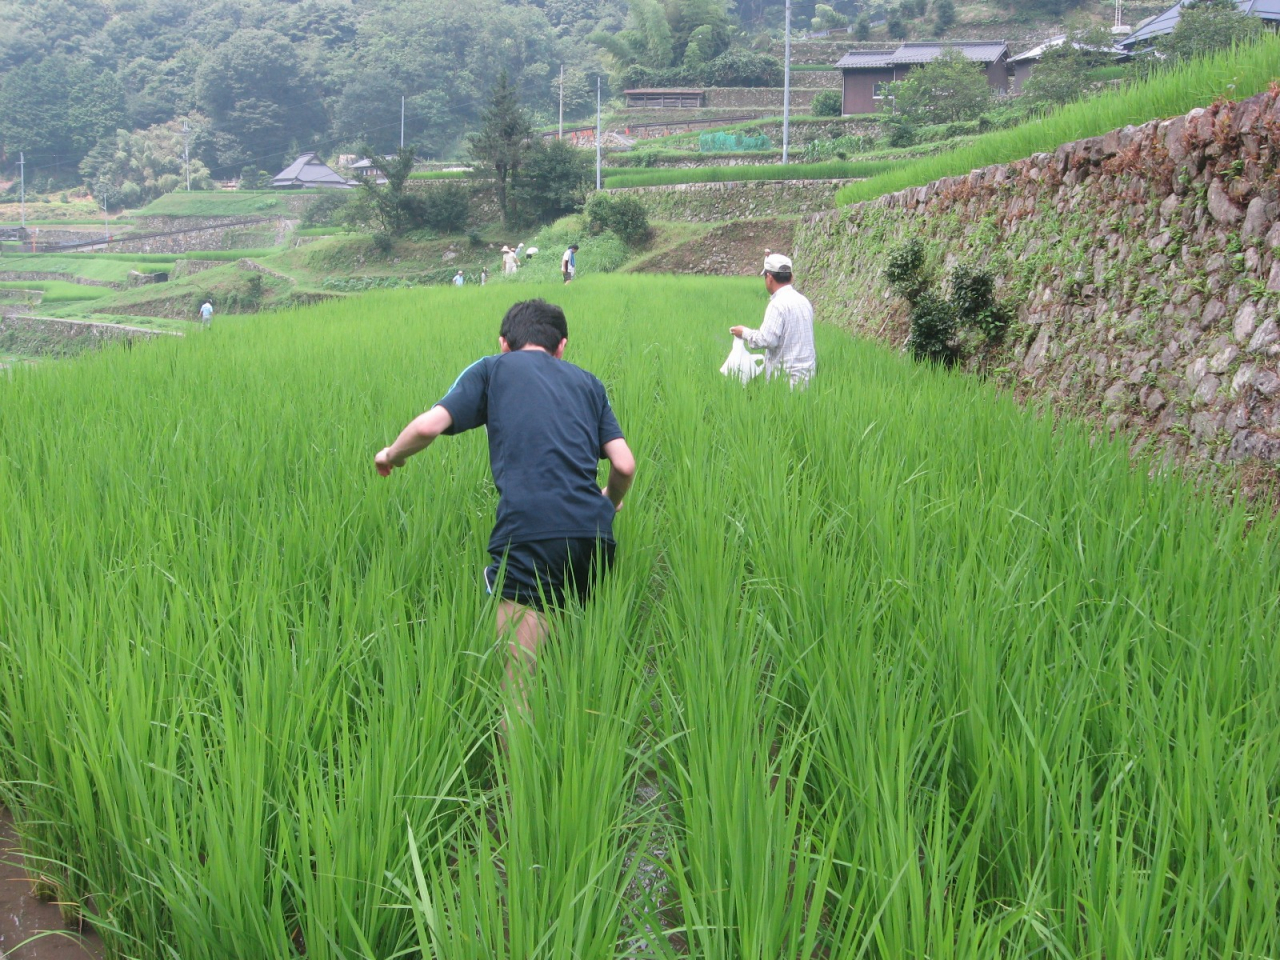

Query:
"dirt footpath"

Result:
[[629, 218, 797, 276]]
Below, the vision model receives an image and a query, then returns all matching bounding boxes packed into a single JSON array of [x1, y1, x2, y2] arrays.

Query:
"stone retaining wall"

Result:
[[795, 89, 1280, 464], [706, 87, 822, 110], [0, 315, 178, 358], [609, 177, 861, 222], [0, 271, 117, 288]]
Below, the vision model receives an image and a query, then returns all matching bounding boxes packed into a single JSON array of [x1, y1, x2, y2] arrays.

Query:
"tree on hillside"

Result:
[[193, 29, 326, 176], [854, 14, 871, 39], [467, 72, 534, 227], [1023, 30, 1117, 106], [512, 138, 593, 226], [1156, 0, 1262, 61], [348, 147, 425, 237], [79, 117, 214, 204], [884, 49, 992, 124], [0, 53, 125, 183], [811, 4, 849, 31], [933, 0, 956, 35]]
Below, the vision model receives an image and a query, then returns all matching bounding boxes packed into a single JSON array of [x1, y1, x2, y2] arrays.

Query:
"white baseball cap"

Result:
[[761, 253, 793, 275]]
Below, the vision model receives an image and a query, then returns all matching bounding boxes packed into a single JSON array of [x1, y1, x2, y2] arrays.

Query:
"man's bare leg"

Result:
[[497, 599, 550, 734]]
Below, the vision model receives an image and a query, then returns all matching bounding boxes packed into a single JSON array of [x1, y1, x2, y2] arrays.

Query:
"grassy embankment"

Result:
[[1, 276, 1278, 959], [836, 33, 1280, 204]]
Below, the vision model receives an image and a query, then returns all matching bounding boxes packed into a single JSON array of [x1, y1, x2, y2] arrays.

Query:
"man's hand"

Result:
[[602, 487, 623, 512], [375, 447, 402, 477], [729, 325, 747, 338]]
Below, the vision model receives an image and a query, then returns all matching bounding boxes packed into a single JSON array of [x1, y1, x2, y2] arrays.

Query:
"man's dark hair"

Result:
[[500, 299, 568, 351], [767, 270, 793, 283]]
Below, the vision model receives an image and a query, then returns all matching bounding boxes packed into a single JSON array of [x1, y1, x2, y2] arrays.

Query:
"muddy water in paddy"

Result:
[[0, 811, 102, 959]]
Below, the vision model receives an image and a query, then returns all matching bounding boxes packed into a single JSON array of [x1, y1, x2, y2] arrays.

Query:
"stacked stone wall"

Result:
[[795, 89, 1280, 463], [706, 87, 821, 110], [609, 177, 861, 222], [0, 315, 177, 359]]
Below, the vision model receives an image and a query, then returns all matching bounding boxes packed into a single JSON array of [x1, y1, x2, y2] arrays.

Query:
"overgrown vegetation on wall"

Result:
[[799, 86, 1280, 465]]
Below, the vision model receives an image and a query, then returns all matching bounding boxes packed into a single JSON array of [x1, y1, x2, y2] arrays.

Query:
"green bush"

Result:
[[418, 182, 471, 233], [949, 263, 1009, 340], [884, 237, 929, 303], [906, 292, 957, 364], [301, 191, 352, 228], [811, 91, 843, 117], [583, 193, 651, 247]]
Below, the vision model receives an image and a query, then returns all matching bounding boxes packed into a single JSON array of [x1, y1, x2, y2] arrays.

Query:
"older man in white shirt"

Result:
[[730, 253, 816, 387]]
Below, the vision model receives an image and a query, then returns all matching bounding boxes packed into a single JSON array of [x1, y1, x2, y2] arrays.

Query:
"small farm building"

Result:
[[836, 42, 1008, 116], [624, 89, 706, 109]]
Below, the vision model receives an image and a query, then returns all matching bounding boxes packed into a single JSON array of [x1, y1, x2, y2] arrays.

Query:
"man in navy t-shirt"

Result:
[[374, 299, 636, 694]]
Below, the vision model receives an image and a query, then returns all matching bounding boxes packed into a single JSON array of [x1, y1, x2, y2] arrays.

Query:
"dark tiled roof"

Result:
[[1121, 0, 1280, 47], [271, 153, 353, 188], [836, 41, 1008, 69]]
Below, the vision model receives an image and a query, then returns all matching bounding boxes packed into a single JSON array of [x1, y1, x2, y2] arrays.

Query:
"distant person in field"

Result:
[[374, 298, 636, 718], [199, 300, 213, 324], [561, 243, 578, 284], [480, 266, 488, 286], [730, 253, 815, 387], [502, 246, 519, 275], [454, 270, 465, 286]]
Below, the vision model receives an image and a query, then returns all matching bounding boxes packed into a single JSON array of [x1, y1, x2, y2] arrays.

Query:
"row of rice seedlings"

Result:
[[836, 32, 1280, 205], [2, 276, 1279, 957], [601, 157, 899, 190]]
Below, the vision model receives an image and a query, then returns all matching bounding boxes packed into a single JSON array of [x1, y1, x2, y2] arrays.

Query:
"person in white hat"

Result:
[[502, 246, 520, 275], [729, 253, 816, 387]]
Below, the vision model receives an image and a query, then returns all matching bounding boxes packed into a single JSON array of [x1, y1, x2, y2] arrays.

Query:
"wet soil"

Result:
[[0, 812, 102, 960]]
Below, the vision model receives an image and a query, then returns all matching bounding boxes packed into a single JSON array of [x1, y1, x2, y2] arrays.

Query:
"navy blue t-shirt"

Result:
[[437, 349, 624, 552]]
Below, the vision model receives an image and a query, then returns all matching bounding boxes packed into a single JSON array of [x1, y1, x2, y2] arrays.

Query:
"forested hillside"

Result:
[[0, 0, 1100, 191]]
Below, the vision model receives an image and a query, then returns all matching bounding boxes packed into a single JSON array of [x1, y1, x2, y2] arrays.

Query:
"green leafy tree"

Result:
[[1022, 41, 1087, 105], [467, 72, 534, 226], [811, 3, 849, 30], [349, 147, 425, 236], [854, 14, 871, 39], [884, 49, 993, 125], [933, 0, 956, 34], [1156, 0, 1262, 61], [79, 116, 214, 203], [513, 138, 593, 225], [193, 29, 326, 174], [887, 10, 908, 38]]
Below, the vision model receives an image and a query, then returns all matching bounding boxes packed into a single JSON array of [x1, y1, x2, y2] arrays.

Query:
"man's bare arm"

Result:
[[601, 437, 636, 511], [375, 405, 454, 476]]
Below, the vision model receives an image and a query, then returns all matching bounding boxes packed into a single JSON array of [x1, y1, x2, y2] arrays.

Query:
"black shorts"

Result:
[[484, 538, 616, 611]]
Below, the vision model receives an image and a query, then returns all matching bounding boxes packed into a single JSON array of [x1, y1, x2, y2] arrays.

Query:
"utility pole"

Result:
[[782, 0, 792, 164], [558, 64, 564, 140], [400, 95, 405, 149], [18, 152, 24, 232], [182, 121, 191, 191], [595, 77, 602, 190]]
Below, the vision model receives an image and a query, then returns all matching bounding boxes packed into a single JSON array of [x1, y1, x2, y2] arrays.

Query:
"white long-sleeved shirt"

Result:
[[741, 283, 816, 386]]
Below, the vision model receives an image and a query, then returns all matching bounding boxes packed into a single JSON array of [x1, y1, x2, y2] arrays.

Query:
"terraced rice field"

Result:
[[1, 276, 1277, 959]]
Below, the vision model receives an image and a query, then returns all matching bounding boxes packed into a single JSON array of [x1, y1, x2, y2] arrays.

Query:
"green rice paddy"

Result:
[[1, 276, 1277, 959]]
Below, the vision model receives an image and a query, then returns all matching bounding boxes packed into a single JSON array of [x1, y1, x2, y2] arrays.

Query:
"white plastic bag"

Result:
[[719, 337, 765, 384]]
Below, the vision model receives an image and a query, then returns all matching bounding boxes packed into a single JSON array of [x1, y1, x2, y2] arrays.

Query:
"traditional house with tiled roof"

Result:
[[836, 41, 1009, 115], [271, 153, 355, 189], [1118, 0, 1280, 50]]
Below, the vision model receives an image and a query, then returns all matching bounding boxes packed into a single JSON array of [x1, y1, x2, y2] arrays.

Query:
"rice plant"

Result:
[[1, 276, 1277, 959]]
